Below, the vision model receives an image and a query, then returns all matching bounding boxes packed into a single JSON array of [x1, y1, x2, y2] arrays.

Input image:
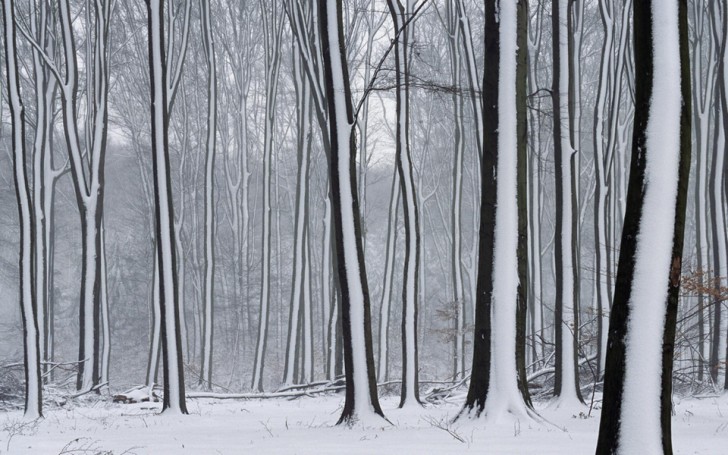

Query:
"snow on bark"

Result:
[[4, 0, 42, 419], [146, 255, 161, 391], [387, 0, 421, 408], [147, 0, 187, 414], [200, 0, 217, 391], [52, 0, 112, 393], [479, 0, 530, 421], [592, 0, 614, 378], [252, 3, 283, 393], [320, 0, 384, 425], [284, 48, 314, 386], [709, 105, 727, 382], [377, 170, 399, 383], [619, 2, 684, 451], [551, 0, 582, 407], [100, 225, 111, 390], [446, 1, 466, 381]]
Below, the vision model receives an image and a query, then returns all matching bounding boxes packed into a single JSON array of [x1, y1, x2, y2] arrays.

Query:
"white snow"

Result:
[[149, 0, 184, 413], [479, 0, 529, 422], [0, 395, 724, 454], [4, 0, 41, 420], [552, 0, 581, 409], [619, 2, 683, 453], [325, 0, 379, 421], [391, 0, 419, 407]]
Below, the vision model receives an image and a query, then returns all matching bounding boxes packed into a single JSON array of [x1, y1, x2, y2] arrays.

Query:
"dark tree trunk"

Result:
[[318, 0, 384, 425], [596, 0, 691, 452], [515, 0, 532, 408], [146, 0, 188, 414], [461, 0, 498, 416]]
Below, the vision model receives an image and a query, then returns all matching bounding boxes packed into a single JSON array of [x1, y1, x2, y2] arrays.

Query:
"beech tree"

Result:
[[319, 0, 385, 425], [459, 0, 531, 420], [3, 0, 42, 419], [251, 1, 285, 393], [551, 0, 583, 406], [199, 0, 218, 391], [146, 0, 188, 414], [386, 0, 422, 408], [596, 0, 691, 451]]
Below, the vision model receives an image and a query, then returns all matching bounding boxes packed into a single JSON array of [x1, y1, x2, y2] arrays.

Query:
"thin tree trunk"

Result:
[[146, 0, 188, 414], [4, 0, 42, 418], [199, 0, 217, 391], [551, 0, 583, 405], [252, 1, 284, 392]]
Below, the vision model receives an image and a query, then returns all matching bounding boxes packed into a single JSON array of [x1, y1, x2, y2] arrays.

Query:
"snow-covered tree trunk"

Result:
[[387, 0, 422, 408], [377, 170, 399, 383], [716, 1, 728, 392], [284, 46, 314, 386], [526, 5, 545, 367], [709, 96, 727, 383], [456, 0, 483, 160], [4, 0, 42, 419], [569, 1, 584, 335], [146, 255, 162, 391], [690, 0, 718, 382], [459, 0, 532, 421], [551, 0, 583, 406], [28, 0, 52, 381], [593, 0, 616, 377], [252, 2, 284, 393], [319, 0, 385, 425], [146, 0, 188, 414], [47, 0, 112, 393], [596, 0, 691, 451], [445, 0, 466, 381], [199, 0, 217, 391]]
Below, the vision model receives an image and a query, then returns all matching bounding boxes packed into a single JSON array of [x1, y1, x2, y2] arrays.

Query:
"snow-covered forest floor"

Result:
[[0, 394, 725, 454]]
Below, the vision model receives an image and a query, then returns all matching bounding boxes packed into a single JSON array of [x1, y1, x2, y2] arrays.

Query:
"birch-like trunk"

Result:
[[319, 0, 385, 425], [251, 2, 284, 392], [445, 0, 466, 381], [199, 0, 217, 391], [551, 0, 583, 406], [597, 1, 690, 451], [4, 0, 42, 418], [146, 0, 187, 414]]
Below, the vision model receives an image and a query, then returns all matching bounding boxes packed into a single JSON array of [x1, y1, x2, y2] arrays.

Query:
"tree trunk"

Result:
[[551, 0, 583, 406], [199, 0, 217, 391], [319, 0, 385, 425], [146, 0, 188, 414], [4, 0, 42, 418], [387, 0, 421, 408], [596, 0, 690, 451], [460, 0, 531, 420]]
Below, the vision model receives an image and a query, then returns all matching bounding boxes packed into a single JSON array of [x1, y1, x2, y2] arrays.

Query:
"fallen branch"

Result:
[[187, 385, 346, 401]]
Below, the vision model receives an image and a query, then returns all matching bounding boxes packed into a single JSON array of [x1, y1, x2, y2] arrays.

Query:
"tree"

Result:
[[283, 43, 315, 386], [318, 0, 385, 425], [3, 0, 42, 420], [386, 0, 422, 408], [551, 0, 583, 406], [146, 0, 188, 414], [251, 0, 285, 393], [596, 0, 691, 452], [377, 169, 399, 383], [444, 0, 466, 380], [199, 0, 218, 391], [459, 0, 531, 420]]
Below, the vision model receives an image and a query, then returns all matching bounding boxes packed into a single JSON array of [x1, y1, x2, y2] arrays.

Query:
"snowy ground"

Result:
[[0, 393, 725, 454]]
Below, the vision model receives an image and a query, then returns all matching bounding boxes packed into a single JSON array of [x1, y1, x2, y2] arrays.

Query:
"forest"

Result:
[[0, 0, 725, 453]]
